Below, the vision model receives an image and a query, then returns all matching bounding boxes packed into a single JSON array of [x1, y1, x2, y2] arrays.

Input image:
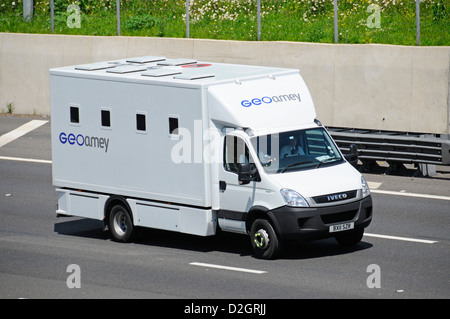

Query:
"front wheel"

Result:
[[109, 204, 135, 243], [250, 218, 280, 259]]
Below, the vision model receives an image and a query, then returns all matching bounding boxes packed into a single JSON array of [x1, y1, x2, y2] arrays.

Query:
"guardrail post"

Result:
[[334, 0, 338, 43], [116, 0, 121, 36], [23, 0, 33, 22], [416, 0, 420, 45], [419, 163, 436, 177], [50, 0, 54, 33], [186, 0, 190, 38], [257, 0, 261, 41]]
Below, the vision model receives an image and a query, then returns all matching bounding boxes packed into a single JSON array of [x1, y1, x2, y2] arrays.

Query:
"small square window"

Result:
[[70, 106, 79, 124], [101, 110, 111, 127], [169, 117, 179, 135], [136, 114, 146, 131]]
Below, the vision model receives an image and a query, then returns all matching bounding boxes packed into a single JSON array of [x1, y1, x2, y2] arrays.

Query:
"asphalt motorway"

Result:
[[0, 116, 449, 301]]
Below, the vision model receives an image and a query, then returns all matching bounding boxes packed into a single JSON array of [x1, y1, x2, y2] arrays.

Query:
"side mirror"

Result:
[[238, 163, 260, 185], [344, 144, 358, 167]]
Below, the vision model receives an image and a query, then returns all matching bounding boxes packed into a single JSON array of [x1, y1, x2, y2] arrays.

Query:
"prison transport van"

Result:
[[50, 56, 372, 259]]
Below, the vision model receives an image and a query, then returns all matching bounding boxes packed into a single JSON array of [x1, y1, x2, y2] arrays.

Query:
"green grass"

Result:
[[0, 0, 448, 46]]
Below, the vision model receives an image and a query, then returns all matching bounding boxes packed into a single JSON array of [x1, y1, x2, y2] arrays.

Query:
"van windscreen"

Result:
[[251, 128, 344, 174]]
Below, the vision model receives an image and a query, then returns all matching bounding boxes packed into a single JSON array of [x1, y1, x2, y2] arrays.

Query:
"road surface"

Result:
[[0, 116, 449, 302]]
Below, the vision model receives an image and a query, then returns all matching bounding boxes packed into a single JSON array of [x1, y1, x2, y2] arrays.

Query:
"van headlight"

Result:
[[361, 176, 371, 198], [280, 189, 309, 207]]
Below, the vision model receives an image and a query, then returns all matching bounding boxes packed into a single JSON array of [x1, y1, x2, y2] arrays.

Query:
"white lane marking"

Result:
[[0, 120, 48, 148], [0, 156, 52, 164], [190, 262, 267, 274], [371, 189, 450, 201], [367, 182, 382, 189], [365, 233, 437, 244]]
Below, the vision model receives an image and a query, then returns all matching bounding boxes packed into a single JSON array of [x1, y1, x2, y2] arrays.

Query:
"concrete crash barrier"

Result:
[[0, 32, 449, 135]]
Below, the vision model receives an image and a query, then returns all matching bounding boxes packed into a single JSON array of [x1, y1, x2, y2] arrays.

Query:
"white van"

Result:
[[50, 56, 372, 259]]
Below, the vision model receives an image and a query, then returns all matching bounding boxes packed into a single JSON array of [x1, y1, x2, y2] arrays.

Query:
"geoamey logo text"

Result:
[[241, 92, 301, 107], [59, 132, 110, 153]]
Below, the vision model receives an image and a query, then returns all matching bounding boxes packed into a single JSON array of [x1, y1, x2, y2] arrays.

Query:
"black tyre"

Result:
[[109, 204, 135, 243], [250, 218, 280, 260], [334, 228, 364, 246]]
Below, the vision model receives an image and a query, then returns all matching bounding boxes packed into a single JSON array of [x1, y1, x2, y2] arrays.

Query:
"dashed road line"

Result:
[[367, 181, 450, 201], [190, 262, 267, 274], [364, 233, 437, 244], [0, 156, 52, 164], [370, 189, 450, 201], [367, 182, 382, 189], [0, 120, 48, 148]]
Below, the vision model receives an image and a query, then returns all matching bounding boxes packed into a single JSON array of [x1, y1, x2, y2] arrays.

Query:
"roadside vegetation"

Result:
[[0, 0, 448, 45]]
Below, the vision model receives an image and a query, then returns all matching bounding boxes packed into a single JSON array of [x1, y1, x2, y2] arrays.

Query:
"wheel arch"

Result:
[[104, 195, 133, 226], [246, 205, 280, 235]]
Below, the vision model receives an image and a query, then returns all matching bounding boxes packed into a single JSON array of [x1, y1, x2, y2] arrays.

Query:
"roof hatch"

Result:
[[157, 59, 197, 66], [75, 62, 116, 71], [126, 56, 166, 64], [106, 65, 147, 74], [141, 69, 182, 77], [174, 73, 215, 80]]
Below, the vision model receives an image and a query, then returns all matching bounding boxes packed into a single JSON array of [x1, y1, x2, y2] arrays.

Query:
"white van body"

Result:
[[50, 57, 372, 259]]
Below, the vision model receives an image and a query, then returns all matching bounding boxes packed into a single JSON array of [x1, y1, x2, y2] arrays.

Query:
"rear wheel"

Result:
[[109, 204, 135, 243], [250, 218, 280, 259]]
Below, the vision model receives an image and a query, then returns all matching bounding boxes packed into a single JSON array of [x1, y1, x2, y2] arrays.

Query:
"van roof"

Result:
[[50, 56, 297, 88]]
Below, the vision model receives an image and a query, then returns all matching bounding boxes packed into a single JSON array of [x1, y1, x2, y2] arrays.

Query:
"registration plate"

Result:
[[329, 222, 354, 233]]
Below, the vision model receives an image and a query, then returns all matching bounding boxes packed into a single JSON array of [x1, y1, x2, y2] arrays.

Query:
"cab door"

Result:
[[217, 134, 258, 232]]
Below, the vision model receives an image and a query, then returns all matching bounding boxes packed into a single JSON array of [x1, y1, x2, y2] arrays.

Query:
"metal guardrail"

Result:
[[327, 127, 450, 168]]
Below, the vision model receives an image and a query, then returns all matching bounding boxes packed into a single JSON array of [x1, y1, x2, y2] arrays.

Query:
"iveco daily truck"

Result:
[[50, 56, 372, 259]]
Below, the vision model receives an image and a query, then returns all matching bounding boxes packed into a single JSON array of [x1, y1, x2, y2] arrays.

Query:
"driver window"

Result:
[[224, 136, 254, 174]]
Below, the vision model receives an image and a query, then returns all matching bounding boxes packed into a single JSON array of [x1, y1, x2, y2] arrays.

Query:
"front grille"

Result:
[[321, 209, 358, 224], [313, 190, 358, 204]]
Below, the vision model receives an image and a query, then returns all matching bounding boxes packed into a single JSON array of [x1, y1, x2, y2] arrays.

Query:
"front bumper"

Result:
[[268, 196, 373, 240]]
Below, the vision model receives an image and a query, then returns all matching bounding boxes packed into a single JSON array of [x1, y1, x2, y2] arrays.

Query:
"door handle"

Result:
[[219, 181, 226, 191]]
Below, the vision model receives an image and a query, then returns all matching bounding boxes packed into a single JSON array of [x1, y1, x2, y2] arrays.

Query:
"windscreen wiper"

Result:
[[315, 158, 340, 169], [280, 161, 313, 173]]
